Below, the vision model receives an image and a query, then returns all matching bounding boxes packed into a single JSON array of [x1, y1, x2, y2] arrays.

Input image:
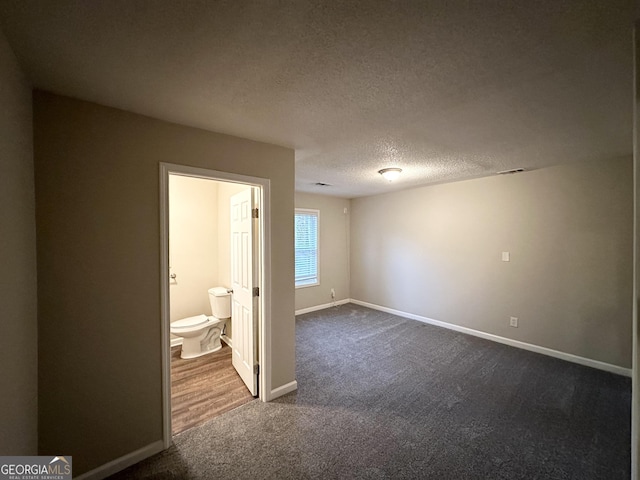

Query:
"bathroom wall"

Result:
[[169, 175, 219, 322], [34, 92, 295, 476], [0, 27, 37, 455], [295, 192, 351, 312], [351, 156, 633, 368]]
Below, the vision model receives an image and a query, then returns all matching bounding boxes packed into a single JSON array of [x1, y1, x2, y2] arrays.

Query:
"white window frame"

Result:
[[295, 208, 320, 288]]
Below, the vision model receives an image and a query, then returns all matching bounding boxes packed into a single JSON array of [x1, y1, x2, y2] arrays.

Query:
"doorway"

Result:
[[159, 163, 271, 448]]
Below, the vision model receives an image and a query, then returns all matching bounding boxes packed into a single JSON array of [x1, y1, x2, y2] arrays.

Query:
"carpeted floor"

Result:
[[110, 303, 631, 479]]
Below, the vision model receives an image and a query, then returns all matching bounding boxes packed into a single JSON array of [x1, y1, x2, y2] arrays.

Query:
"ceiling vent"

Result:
[[496, 168, 526, 175]]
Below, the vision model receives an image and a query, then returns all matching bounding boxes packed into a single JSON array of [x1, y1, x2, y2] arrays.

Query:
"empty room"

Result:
[[1, 2, 640, 480]]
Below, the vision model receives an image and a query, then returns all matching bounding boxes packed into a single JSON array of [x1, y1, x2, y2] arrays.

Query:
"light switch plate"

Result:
[[502, 252, 510, 262]]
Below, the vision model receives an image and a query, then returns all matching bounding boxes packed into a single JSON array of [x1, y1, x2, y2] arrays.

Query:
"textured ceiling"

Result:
[[0, 1, 636, 197]]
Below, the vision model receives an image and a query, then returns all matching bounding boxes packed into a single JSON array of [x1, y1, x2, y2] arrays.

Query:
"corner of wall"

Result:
[[294, 192, 351, 311], [0, 28, 38, 454]]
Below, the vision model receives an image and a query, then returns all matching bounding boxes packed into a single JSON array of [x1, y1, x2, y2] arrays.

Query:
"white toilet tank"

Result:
[[208, 287, 231, 319]]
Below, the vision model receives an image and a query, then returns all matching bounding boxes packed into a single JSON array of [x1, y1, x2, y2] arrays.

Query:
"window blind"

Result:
[[295, 210, 319, 286]]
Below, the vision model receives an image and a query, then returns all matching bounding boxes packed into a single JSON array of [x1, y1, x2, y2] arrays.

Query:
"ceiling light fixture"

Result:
[[378, 167, 402, 182]]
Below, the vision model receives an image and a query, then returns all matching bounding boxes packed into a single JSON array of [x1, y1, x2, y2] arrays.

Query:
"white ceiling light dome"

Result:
[[378, 168, 402, 182]]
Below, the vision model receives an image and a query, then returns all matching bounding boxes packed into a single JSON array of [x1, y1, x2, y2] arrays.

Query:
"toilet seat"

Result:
[[170, 314, 224, 337], [172, 314, 209, 330]]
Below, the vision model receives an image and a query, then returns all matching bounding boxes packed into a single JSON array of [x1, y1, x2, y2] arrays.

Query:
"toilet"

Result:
[[170, 287, 231, 359]]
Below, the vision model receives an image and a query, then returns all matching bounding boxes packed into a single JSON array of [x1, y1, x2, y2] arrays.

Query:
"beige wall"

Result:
[[0, 29, 37, 455], [632, 19, 639, 478], [351, 157, 633, 368], [33, 92, 295, 476], [169, 175, 219, 322], [295, 192, 350, 311]]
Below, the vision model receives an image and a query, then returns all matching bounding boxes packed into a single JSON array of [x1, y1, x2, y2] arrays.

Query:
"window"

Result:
[[295, 209, 319, 287]]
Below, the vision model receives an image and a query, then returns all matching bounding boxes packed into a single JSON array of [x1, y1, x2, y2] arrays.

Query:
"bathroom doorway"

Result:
[[159, 163, 272, 448]]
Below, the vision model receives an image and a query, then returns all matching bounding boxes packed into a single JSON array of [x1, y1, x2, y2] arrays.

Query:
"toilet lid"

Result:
[[172, 314, 209, 329]]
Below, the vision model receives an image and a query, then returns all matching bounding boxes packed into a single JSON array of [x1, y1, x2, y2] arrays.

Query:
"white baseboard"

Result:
[[350, 299, 632, 378], [270, 380, 298, 399], [74, 440, 164, 480], [295, 298, 350, 316], [221, 334, 232, 347]]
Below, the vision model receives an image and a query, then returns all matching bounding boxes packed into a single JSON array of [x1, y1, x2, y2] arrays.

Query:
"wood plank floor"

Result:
[[171, 343, 254, 436]]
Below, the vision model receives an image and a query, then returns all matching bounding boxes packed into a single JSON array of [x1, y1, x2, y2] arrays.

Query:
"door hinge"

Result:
[[252, 208, 259, 219], [254, 364, 260, 375], [253, 286, 259, 297]]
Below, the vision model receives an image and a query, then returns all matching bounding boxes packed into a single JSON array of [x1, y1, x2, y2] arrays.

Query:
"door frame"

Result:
[[159, 162, 272, 449]]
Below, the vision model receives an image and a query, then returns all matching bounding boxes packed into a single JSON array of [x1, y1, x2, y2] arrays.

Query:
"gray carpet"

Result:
[[110, 304, 631, 479]]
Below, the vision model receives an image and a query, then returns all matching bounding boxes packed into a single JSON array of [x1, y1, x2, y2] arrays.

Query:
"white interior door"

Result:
[[230, 188, 258, 396]]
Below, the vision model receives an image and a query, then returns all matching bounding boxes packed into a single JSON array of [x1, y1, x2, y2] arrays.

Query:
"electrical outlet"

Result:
[[330, 288, 336, 299], [509, 316, 518, 328]]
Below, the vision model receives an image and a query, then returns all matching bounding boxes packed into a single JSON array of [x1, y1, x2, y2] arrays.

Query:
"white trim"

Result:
[[258, 179, 272, 402], [74, 440, 164, 480], [350, 299, 632, 378], [221, 334, 232, 348], [159, 165, 171, 449], [159, 163, 273, 447], [295, 299, 350, 316], [270, 380, 298, 399]]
